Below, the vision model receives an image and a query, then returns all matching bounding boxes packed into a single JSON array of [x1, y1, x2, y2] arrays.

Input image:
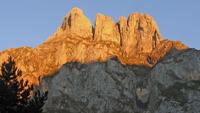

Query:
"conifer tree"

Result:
[[0, 57, 48, 113]]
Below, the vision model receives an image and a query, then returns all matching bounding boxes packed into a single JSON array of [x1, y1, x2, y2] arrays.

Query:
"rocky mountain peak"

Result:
[[0, 7, 188, 85], [94, 13, 120, 44], [59, 10, 163, 55], [121, 13, 162, 55], [61, 7, 93, 38]]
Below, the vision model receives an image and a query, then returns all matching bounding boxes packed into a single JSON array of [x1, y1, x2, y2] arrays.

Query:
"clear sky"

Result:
[[0, 0, 199, 51]]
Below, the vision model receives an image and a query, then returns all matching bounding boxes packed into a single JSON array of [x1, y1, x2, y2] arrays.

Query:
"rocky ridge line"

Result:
[[0, 7, 187, 85]]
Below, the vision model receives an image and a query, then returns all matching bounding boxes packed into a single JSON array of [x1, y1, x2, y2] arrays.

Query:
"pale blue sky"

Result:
[[0, 0, 199, 51]]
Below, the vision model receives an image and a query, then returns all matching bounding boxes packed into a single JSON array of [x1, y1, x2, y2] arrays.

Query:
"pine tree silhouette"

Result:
[[0, 57, 48, 113]]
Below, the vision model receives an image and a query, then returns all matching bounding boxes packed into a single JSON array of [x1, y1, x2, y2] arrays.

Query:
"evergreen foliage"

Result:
[[0, 57, 48, 113]]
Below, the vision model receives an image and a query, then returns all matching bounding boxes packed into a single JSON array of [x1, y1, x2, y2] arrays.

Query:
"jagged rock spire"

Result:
[[120, 13, 162, 55], [61, 7, 93, 38], [93, 12, 162, 55], [59, 8, 162, 55], [94, 13, 120, 44]]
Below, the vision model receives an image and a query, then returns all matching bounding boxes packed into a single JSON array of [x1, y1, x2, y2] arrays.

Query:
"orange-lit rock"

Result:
[[0, 8, 188, 85], [61, 7, 93, 38], [94, 13, 120, 44], [121, 13, 162, 55]]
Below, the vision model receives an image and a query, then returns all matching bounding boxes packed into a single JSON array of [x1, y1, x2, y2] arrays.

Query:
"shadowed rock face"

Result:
[[0, 7, 187, 85], [41, 49, 200, 113]]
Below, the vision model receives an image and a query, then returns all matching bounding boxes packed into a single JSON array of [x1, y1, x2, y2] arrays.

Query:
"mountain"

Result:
[[1, 7, 199, 113], [0, 7, 187, 85]]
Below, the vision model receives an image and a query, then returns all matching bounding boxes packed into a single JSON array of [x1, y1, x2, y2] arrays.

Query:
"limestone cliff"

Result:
[[41, 49, 200, 113], [61, 7, 93, 38], [0, 7, 187, 85], [94, 13, 120, 44]]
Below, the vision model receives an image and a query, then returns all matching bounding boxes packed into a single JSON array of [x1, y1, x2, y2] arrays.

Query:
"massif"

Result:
[[1, 7, 200, 113]]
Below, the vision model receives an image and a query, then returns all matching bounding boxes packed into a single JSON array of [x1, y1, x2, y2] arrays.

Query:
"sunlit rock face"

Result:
[[94, 13, 120, 44], [61, 7, 93, 38], [120, 13, 162, 55], [0, 7, 187, 85]]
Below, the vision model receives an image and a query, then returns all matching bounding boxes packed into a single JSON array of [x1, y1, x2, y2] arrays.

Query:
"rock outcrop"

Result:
[[41, 49, 200, 113], [61, 7, 93, 38], [120, 13, 162, 55], [94, 13, 120, 44], [0, 7, 188, 85]]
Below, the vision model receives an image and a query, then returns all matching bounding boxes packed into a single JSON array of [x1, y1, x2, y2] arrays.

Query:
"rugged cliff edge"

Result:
[[0, 7, 187, 84], [41, 49, 200, 113]]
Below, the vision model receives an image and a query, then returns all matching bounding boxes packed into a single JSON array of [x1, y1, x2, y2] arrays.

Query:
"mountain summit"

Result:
[[60, 7, 93, 38], [0, 7, 187, 84]]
